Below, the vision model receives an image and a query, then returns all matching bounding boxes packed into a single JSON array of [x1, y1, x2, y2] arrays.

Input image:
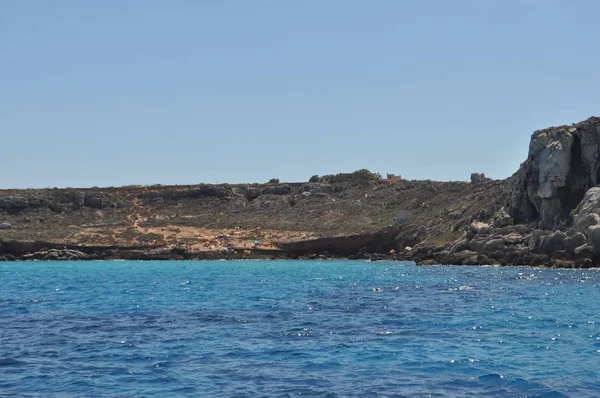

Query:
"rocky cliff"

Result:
[[506, 117, 600, 229], [402, 116, 600, 268]]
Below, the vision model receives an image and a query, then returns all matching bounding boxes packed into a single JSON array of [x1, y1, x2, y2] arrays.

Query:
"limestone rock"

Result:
[[483, 238, 505, 253], [505, 117, 600, 230], [529, 229, 552, 250], [502, 233, 527, 244], [573, 187, 600, 234], [446, 250, 478, 265], [22, 249, 88, 261], [574, 244, 595, 267], [470, 173, 490, 184], [449, 238, 469, 254], [468, 234, 487, 253], [565, 232, 587, 254], [470, 221, 490, 235], [529, 254, 550, 267], [588, 225, 600, 256], [492, 208, 514, 228], [538, 230, 567, 255]]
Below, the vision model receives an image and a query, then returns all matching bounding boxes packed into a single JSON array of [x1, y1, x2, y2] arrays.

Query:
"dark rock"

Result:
[[529, 254, 550, 267], [588, 226, 600, 256], [492, 208, 514, 228], [574, 244, 595, 267], [483, 238, 505, 253], [449, 238, 469, 254], [530, 229, 552, 250], [446, 250, 478, 265], [552, 250, 568, 260], [84, 193, 105, 209], [538, 230, 566, 254], [244, 189, 261, 202], [565, 232, 586, 254], [470, 173, 491, 184], [477, 254, 496, 265], [0, 197, 29, 213], [262, 185, 293, 196], [576, 258, 594, 268]]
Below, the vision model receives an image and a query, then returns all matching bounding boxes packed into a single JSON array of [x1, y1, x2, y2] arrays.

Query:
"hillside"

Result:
[[0, 176, 505, 260]]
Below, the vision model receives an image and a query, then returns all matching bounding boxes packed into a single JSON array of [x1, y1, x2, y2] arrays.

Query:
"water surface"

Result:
[[1, 260, 599, 397]]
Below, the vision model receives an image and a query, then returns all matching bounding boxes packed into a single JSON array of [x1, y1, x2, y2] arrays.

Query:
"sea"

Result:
[[1, 260, 599, 397]]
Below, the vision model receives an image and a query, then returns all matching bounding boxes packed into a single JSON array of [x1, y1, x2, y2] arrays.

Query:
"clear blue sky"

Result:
[[1, 1, 599, 188]]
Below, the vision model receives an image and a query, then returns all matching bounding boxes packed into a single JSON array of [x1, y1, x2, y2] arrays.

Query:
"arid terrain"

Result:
[[4, 116, 600, 267], [0, 175, 505, 260]]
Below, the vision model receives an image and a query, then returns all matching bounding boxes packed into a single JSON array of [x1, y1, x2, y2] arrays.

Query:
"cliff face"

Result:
[[398, 116, 600, 268], [506, 117, 600, 229]]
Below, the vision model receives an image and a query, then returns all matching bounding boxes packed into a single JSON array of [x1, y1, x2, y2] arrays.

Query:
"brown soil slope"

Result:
[[0, 179, 505, 252]]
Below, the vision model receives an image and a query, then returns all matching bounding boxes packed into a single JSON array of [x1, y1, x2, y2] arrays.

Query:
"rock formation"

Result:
[[506, 117, 600, 230]]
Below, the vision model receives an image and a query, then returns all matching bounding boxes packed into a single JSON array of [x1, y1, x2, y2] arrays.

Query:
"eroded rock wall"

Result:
[[506, 117, 600, 229]]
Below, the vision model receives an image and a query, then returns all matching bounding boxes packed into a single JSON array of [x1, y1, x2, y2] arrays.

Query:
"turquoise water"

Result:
[[1, 261, 599, 397]]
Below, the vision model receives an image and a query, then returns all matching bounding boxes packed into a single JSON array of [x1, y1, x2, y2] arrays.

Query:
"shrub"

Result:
[[268, 178, 280, 184], [570, 205, 580, 217]]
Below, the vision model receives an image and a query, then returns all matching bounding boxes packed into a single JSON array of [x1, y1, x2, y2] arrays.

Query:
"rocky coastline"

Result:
[[3, 117, 600, 268]]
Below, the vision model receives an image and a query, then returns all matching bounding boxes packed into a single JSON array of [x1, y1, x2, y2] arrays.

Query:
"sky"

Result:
[[1, 0, 599, 188]]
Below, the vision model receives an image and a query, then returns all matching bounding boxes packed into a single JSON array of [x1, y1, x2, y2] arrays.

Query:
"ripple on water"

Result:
[[0, 260, 599, 397]]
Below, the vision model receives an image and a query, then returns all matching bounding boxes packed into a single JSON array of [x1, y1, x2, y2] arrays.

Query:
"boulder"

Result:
[[502, 233, 527, 245], [529, 229, 552, 250], [588, 225, 600, 256], [529, 254, 550, 267], [445, 250, 478, 265], [470, 173, 490, 184], [564, 232, 587, 254], [84, 193, 105, 209], [573, 187, 600, 234], [470, 221, 490, 235], [468, 234, 488, 253], [574, 243, 594, 257], [0, 197, 29, 213], [0, 222, 11, 230], [494, 224, 532, 236], [504, 247, 529, 264], [449, 238, 470, 254], [483, 238, 505, 253], [574, 244, 595, 267], [538, 230, 566, 255], [492, 208, 514, 228], [262, 185, 293, 196]]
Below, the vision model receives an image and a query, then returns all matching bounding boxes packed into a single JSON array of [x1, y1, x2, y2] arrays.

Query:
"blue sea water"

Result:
[[1, 261, 599, 397]]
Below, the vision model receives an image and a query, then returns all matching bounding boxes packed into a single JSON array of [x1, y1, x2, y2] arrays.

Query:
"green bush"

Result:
[[570, 205, 580, 217]]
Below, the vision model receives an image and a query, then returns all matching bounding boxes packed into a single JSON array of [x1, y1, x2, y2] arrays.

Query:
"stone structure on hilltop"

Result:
[[506, 117, 600, 230]]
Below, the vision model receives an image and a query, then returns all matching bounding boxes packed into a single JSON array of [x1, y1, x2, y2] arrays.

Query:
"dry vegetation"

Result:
[[0, 178, 506, 251]]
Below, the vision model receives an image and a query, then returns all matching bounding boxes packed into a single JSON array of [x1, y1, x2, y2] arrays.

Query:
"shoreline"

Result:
[[0, 245, 597, 269]]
